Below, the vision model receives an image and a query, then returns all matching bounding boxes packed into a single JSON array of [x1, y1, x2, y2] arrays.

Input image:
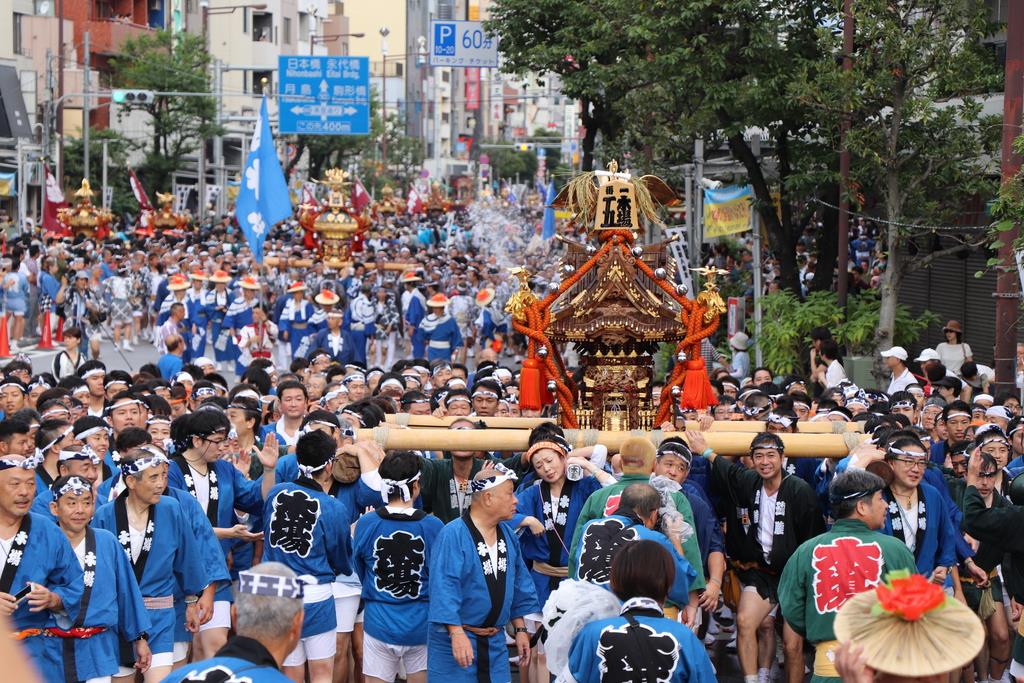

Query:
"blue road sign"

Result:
[[278, 56, 370, 136], [429, 21, 499, 68]]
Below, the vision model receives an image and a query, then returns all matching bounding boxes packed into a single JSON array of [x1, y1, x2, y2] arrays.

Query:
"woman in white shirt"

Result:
[[819, 339, 848, 389], [936, 319, 972, 374]]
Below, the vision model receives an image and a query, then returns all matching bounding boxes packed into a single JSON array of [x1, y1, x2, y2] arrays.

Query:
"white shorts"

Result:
[[172, 641, 190, 663], [335, 594, 362, 633], [117, 651, 173, 676], [362, 632, 427, 680], [199, 600, 232, 631], [283, 630, 337, 667]]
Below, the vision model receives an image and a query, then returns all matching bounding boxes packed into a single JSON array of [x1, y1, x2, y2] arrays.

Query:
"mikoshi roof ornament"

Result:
[[506, 161, 721, 431]]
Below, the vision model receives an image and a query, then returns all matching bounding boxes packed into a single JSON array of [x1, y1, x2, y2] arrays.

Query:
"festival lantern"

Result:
[[296, 168, 372, 269], [57, 179, 113, 240]]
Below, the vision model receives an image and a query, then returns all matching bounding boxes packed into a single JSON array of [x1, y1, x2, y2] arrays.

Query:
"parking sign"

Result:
[[429, 21, 499, 68]]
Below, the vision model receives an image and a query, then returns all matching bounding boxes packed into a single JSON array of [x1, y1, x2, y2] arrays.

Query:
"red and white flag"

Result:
[[407, 186, 424, 215], [42, 163, 68, 235], [128, 169, 154, 228], [351, 179, 371, 213], [302, 182, 321, 209]]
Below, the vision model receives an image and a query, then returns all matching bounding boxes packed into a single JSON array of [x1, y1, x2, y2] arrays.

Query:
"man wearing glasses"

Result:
[[877, 435, 958, 585]]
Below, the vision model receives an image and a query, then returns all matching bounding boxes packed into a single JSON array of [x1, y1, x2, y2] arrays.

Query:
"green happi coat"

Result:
[[570, 473, 706, 592], [778, 518, 917, 683]]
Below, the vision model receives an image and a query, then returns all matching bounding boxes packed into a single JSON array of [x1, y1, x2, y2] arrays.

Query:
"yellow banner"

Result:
[[704, 185, 751, 239]]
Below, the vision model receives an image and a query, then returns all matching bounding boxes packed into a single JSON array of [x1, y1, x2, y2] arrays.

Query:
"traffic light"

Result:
[[112, 89, 155, 105], [515, 143, 534, 152]]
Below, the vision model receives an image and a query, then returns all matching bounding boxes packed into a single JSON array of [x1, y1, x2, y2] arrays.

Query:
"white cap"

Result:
[[880, 346, 908, 361], [194, 356, 215, 368], [974, 393, 994, 404], [914, 348, 940, 363]]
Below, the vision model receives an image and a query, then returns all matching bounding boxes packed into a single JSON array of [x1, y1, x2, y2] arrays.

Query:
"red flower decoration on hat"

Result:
[[874, 570, 946, 621]]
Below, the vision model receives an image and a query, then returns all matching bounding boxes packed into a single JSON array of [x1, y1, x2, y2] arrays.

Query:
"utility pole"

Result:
[[56, 0, 65, 183], [101, 139, 109, 208], [995, 0, 1024, 392], [213, 59, 225, 215], [83, 31, 91, 182], [837, 0, 854, 308]]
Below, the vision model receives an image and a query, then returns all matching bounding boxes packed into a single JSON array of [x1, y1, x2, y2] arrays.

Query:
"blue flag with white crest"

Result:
[[235, 96, 291, 263]]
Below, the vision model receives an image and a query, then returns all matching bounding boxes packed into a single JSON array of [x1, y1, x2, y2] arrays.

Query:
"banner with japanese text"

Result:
[[703, 184, 751, 239]]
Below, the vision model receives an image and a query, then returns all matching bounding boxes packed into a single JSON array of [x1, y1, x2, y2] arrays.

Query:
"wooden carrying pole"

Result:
[[357, 426, 868, 458], [383, 414, 864, 433]]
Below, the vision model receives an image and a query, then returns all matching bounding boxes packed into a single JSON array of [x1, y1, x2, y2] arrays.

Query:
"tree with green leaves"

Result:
[[110, 30, 219, 193], [488, 0, 838, 294], [792, 0, 1001, 369]]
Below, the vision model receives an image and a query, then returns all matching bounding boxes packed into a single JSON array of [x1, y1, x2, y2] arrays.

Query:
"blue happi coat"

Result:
[[167, 458, 267, 602], [353, 507, 444, 646], [92, 494, 208, 657], [570, 514, 695, 606], [880, 480, 958, 576], [163, 487, 232, 644], [4, 512, 83, 682], [343, 295, 377, 366], [162, 642, 291, 683], [427, 515, 540, 682], [224, 295, 256, 375], [262, 478, 353, 638], [413, 313, 463, 361], [568, 610, 716, 683], [204, 289, 234, 363], [275, 454, 381, 526], [186, 288, 209, 357], [312, 328, 356, 365], [513, 476, 602, 606], [278, 298, 316, 358], [45, 527, 150, 681]]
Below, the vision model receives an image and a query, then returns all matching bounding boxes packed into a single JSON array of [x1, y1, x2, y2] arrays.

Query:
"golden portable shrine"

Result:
[[149, 191, 191, 234], [297, 168, 372, 269], [372, 185, 406, 220], [507, 162, 723, 432], [58, 179, 113, 240]]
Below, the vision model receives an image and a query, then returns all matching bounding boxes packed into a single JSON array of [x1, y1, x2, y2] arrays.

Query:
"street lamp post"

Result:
[[198, 1, 265, 218], [309, 32, 365, 56], [379, 42, 428, 175]]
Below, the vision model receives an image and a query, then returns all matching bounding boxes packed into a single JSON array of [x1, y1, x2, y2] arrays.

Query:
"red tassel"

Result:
[[680, 359, 718, 410], [519, 357, 544, 411]]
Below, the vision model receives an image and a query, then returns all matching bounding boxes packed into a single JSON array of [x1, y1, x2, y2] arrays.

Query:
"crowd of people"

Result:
[[0, 196, 1017, 683]]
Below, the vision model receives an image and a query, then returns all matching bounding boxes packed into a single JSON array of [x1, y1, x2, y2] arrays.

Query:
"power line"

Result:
[[810, 198, 991, 232]]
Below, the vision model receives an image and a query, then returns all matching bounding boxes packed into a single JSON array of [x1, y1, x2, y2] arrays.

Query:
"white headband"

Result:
[[380, 471, 422, 504]]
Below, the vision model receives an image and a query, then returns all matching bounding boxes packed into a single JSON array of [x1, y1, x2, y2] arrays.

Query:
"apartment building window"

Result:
[[13, 14, 26, 56], [298, 12, 310, 42], [254, 71, 272, 94], [252, 12, 272, 42], [442, 112, 449, 124], [441, 71, 450, 83], [95, 0, 114, 19], [283, 17, 291, 44]]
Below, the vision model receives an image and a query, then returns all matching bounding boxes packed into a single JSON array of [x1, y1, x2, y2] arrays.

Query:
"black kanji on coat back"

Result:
[[268, 489, 321, 558], [373, 530, 426, 599]]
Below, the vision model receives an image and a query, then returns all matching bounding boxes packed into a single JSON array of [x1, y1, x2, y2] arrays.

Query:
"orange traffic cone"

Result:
[[0, 315, 12, 359], [55, 317, 64, 342], [36, 311, 54, 350]]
